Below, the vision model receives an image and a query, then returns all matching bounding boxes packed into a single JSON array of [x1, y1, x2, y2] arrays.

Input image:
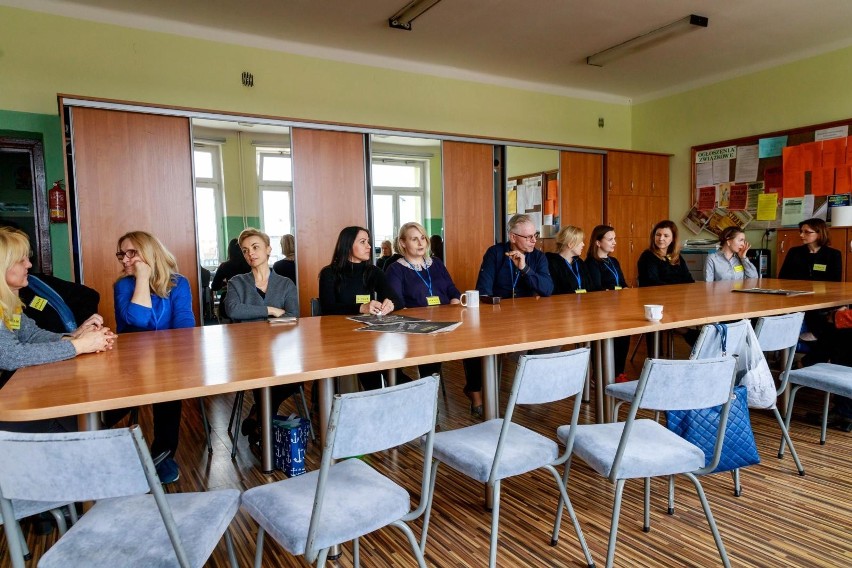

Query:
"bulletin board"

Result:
[[506, 169, 559, 235], [688, 118, 852, 236]]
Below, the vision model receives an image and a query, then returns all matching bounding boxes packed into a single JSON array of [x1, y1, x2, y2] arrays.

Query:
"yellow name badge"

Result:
[[734, 265, 744, 273], [614, 286, 623, 291], [426, 296, 440, 306], [29, 296, 48, 311], [813, 264, 827, 272], [575, 289, 587, 294], [9, 314, 21, 330], [355, 294, 371, 304]]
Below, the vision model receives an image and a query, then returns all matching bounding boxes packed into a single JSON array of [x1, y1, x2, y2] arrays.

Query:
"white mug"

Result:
[[460, 290, 480, 308], [644, 304, 663, 322]]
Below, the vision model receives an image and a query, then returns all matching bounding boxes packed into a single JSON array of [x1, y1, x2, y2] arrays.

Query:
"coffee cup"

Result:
[[460, 290, 480, 308], [644, 304, 663, 322]]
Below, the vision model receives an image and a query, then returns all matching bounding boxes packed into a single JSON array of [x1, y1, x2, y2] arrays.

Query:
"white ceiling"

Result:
[[12, 0, 852, 103]]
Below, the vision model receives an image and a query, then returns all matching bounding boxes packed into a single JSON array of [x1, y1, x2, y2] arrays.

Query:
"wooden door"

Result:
[[605, 151, 628, 196], [650, 155, 670, 197], [291, 128, 367, 316], [631, 153, 651, 196], [829, 228, 847, 281], [559, 151, 603, 240], [443, 141, 494, 291], [775, 229, 799, 276], [69, 107, 198, 330]]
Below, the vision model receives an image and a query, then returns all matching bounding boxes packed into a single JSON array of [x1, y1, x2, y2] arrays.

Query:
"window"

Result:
[[193, 145, 224, 268], [371, 158, 426, 249], [257, 149, 294, 263]]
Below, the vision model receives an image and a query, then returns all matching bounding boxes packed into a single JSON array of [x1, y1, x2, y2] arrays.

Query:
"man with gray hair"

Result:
[[475, 214, 553, 298]]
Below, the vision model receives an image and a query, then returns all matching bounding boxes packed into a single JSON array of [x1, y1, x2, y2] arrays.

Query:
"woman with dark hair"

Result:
[[779, 218, 843, 282], [319, 226, 402, 390], [585, 224, 630, 381], [211, 238, 251, 320], [637, 220, 694, 287], [704, 226, 758, 281]]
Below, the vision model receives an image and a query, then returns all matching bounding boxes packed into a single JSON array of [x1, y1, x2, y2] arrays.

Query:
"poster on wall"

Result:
[[683, 205, 711, 235]]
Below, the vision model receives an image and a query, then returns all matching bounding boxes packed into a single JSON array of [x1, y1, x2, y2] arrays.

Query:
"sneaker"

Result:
[[155, 457, 180, 484]]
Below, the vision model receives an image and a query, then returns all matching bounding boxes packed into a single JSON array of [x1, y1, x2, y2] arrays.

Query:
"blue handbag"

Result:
[[666, 323, 761, 473]]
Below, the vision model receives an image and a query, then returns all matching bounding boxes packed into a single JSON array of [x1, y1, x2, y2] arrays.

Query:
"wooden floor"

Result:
[[4, 336, 852, 567]]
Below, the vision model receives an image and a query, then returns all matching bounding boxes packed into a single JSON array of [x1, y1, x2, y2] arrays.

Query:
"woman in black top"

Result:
[[637, 220, 694, 287], [546, 225, 593, 294], [318, 226, 402, 390], [211, 238, 251, 320], [585, 225, 630, 379]]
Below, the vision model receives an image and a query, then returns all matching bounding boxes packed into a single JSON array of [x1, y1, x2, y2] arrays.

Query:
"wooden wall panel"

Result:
[[70, 107, 198, 330], [291, 128, 367, 316], [560, 151, 603, 240], [443, 141, 495, 291]]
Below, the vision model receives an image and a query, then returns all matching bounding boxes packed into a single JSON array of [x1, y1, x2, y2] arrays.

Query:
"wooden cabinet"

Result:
[[605, 151, 670, 287], [559, 151, 603, 235]]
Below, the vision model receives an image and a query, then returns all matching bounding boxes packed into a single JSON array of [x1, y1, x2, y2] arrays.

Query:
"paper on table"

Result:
[[734, 145, 759, 182]]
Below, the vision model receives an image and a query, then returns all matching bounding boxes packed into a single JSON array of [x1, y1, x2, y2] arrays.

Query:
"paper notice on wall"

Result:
[[759, 136, 787, 158], [528, 212, 542, 231], [734, 145, 759, 182], [706, 208, 753, 236], [697, 186, 717, 211], [781, 197, 805, 227], [696, 145, 737, 163], [507, 190, 517, 214], [728, 183, 748, 210], [713, 159, 731, 184], [756, 193, 778, 221], [695, 162, 713, 188], [683, 205, 711, 235], [815, 125, 848, 141], [718, 183, 731, 208]]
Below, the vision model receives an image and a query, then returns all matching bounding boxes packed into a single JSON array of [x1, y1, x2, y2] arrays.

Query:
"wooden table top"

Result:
[[3, 278, 851, 421]]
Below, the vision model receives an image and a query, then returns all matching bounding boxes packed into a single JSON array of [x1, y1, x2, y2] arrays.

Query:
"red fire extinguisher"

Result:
[[49, 180, 67, 223]]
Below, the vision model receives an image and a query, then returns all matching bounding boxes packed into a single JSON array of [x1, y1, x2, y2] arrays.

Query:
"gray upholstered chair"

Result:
[[555, 356, 738, 568], [421, 349, 595, 568], [606, 319, 750, 420], [0, 499, 73, 564], [241, 374, 440, 568], [0, 426, 239, 568]]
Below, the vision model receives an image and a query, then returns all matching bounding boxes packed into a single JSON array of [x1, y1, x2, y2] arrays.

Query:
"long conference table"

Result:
[[3, 278, 852, 474]]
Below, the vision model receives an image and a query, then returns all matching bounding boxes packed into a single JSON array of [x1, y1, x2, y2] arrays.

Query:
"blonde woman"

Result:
[[113, 230, 195, 483], [545, 225, 592, 294], [0, 226, 114, 432], [272, 233, 297, 282]]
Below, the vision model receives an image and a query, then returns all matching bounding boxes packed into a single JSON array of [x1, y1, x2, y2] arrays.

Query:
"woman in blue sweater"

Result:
[[386, 222, 461, 382], [113, 230, 195, 483]]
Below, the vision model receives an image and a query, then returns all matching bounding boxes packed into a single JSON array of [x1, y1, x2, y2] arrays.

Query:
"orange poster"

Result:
[[784, 170, 805, 198], [822, 137, 847, 168], [836, 166, 852, 195], [546, 179, 558, 201], [811, 167, 835, 196]]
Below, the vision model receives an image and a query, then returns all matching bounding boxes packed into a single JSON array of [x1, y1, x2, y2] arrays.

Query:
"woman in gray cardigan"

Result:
[[0, 226, 115, 432], [224, 228, 301, 444], [704, 226, 759, 281]]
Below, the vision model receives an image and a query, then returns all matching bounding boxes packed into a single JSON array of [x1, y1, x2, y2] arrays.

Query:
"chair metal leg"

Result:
[[353, 536, 360, 568], [48, 508, 68, 535], [199, 399, 213, 454], [230, 391, 245, 460], [224, 529, 238, 568], [1, 507, 26, 568], [667, 476, 675, 515], [612, 400, 624, 422], [773, 408, 804, 475], [731, 469, 741, 497], [420, 460, 440, 553], [550, 458, 571, 546], [67, 503, 78, 524], [605, 479, 627, 568], [544, 464, 594, 567], [821, 392, 831, 445], [253, 526, 265, 568], [643, 477, 651, 532], [317, 547, 330, 567], [488, 480, 502, 568], [391, 520, 428, 568], [781, 385, 802, 456], [684, 472, 731, 568]]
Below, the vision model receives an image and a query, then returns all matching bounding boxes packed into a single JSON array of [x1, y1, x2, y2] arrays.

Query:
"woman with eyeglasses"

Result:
[[0, 226, 115, 433], [585, 224, 630, 381], [546, 225, 592, 294], [112, 230, 195, 483], [778, 218, 844, 369], [704, 226, 758, 281], [225, 228, 301, 445], [319, 226, 402, 390]]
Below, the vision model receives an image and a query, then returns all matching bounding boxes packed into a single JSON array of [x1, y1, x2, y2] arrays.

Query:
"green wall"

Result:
[[633, 44, 852, 265]]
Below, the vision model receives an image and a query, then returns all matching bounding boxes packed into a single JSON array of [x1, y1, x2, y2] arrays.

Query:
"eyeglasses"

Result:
[[511, 231, 540, 242], [115, 249, 139, 261]]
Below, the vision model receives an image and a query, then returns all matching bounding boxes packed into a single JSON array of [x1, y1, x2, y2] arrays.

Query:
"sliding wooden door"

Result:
[[291, 128, 367, 316], [442, 141, 495, 291], [69, 107, 198, 329], [560, 151, 603, 235]]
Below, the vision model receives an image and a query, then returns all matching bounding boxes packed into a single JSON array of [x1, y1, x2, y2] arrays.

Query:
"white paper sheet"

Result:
[[734, 145, 759, 182], [713, 159, 731, 184]]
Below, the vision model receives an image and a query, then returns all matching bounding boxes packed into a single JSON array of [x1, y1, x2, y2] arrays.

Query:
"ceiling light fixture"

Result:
[[388, 0, 443, 31], [586, 14, 709, 67]]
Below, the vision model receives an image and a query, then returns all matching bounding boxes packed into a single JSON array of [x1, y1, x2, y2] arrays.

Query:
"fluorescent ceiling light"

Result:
[[388, 0, 444, 31], [587, 14, 709, 67]]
